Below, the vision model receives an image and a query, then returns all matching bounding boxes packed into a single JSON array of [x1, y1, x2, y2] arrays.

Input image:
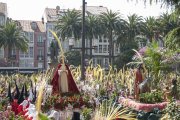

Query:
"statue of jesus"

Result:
[[51, 58, 80, 95]]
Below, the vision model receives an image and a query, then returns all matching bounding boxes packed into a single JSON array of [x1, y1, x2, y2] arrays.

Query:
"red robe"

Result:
[[51, 64, 80, 94], [134, 69, 143, 99]]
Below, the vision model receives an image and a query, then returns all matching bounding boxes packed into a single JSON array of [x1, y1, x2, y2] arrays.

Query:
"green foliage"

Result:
[[81, 108, 92, 120], [56, 9, 81, 40], [115, 48, 136, 69], [165, 27, 180, 51], [0, 20, 28, 56], [115, 41, 138, 69], [39, 113, 50, 120], [8, 112, 16, 120], [0, 98, 8, 111], [143, 41, 171, 86], [139, 91, 163, 104], [99, 88, 106, 96], [64, 51, 81, 66]]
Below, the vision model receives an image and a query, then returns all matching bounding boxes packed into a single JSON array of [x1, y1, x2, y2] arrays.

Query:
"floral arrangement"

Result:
[[42, 94, 95, 112]]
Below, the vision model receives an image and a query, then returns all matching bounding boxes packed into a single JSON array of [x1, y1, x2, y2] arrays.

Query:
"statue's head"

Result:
[[58, 55, 68, 64]]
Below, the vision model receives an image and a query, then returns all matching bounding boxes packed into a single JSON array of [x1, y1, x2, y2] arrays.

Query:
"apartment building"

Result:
[[43, 6, 77, 66], [85, 6, 120, 67], [0, 2, 7, 66], [16, 20, 47, 69], [43, 6, 120, 68], [0, 2, 7, 26]]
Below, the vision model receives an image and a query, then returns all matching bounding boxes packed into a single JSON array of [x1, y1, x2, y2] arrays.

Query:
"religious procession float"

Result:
[[0, 31, 179, 120]]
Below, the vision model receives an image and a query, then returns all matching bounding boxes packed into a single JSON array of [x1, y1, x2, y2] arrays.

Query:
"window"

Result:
[[11, 48, 16, 55], [49, 31, 52, 38], [103, 45, 107, 53], [99, 37, 102, 42], [29, 33, 34, 43], [94, 46, 98, 53], [0, 16, 5, 26], [29, 47, 33, 58], [38, 35, 43, 43], [104, 39, 107, 42], [31, 22, 37, 30], [0, 48, 4, 58], [19, 51, 24, 58], [105, 58, 109, 68], [48, 25, 54, 38], [19, 59, 34, 67], [38, 62, 43, 68], [97, 58, 103, 66], [25, 32, 28, 37], [38, 49, 43, 56], [25, 52, 29, 58], [37, 35, 43, 46], [19, 47, 33, 58], [99, 45, 102, 53]]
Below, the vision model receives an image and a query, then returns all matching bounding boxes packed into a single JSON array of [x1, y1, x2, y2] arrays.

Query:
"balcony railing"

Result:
[[37, 55, 44, 61], [37, 42, 44, 47], [10, 55, 16, 60]]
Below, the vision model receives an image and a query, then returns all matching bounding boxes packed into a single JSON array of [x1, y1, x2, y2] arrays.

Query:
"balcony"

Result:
[[10, 55, 16, 60], [37, 42, 44, 47], [37, 55, 44, 61]]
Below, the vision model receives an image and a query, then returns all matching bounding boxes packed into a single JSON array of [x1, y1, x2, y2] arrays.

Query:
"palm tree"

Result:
[[55, 9, 81, 41], [85, 14, 100, 59], [165, 27, 180, 51], [126, 14, 145, 42], [115, 14, 144, 68], [158, 13, 179, 35], [99, 10, 120, 66], [0, 20, 28, 65], [143, 16, 158, 42]]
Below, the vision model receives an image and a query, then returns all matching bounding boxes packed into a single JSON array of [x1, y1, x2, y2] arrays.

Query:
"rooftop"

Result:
[[85, 6, 108, 15], [44, 6, 108, 22], [44, 8, 68, 22], [16, 20, 45, 32]]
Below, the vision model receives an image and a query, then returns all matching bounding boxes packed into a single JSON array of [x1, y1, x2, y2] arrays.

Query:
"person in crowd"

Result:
[[134, 64, 146, 100]]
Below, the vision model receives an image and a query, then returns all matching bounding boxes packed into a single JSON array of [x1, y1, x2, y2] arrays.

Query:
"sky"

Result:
[[0, 0, 170, 21]]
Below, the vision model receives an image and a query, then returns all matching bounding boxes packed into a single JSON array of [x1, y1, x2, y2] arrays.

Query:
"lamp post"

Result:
[[70, 0, 96, 81], [81, 0, 86, 81]]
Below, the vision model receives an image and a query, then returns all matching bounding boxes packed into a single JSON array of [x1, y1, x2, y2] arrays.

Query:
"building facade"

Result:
[[0, 2, 7, 26], [0, 20, 47, 69], [0, 2, 7, 66], [17, 20, 47, 69], [43, 6, 121, 68], [43, 7, 71, 66]]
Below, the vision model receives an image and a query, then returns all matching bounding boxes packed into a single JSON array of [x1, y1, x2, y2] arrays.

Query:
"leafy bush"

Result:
[[65, 51, 81, 66], [139, 91, 163, 104]]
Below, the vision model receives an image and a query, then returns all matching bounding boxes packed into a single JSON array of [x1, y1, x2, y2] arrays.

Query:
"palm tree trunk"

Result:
[[112, 39, 114, 67], [8, 46, 12, 66], [109, 30, 113, 67], [90, 37, 93, 60]]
